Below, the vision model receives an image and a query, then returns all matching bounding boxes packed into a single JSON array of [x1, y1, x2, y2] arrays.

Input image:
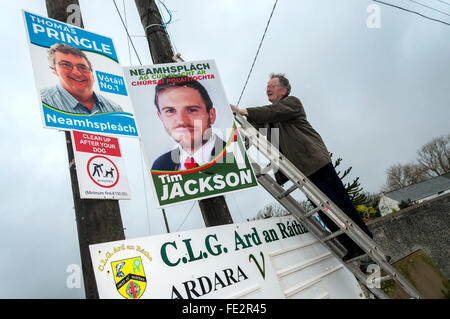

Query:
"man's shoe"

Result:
[[359, 258, 376, 273], [359, 256, 391, 272]]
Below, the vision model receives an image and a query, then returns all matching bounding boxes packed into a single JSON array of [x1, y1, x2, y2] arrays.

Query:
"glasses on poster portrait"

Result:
[[55, 61, 92, 74]]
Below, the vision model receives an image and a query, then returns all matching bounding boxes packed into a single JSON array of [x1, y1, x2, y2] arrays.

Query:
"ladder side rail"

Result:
[[254, 164, 348, 257], [255, 161, 389, 299], [235, 114, 423, 299], [235, 114, 378, 253], [345, 262, 389, 299], [272, 152, 388, 261], [253, 153, 422, 299], [266, 153, 414, 292]]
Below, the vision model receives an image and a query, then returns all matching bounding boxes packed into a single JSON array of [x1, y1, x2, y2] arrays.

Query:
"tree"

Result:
[[382, 134, 449, 192], [345, 177, 367, 207], [383, 162, 428, 192], [362, 191, 381, 208], [253, 153, 370, 220], [254, 202, 289, 220], [416, 134, 450, 177], [331, 153, 367, 207], [356, 191, 382, 221]]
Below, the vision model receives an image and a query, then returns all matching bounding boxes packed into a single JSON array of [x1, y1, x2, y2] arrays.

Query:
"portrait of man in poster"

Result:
[[41, 43, 123, 114], [151, 78, 226, 171]]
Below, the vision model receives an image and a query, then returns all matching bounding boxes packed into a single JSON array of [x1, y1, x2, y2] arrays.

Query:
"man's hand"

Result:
[[230, 104, 248, 116]]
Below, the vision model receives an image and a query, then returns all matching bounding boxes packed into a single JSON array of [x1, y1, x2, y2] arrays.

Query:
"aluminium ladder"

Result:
[[233, 111, 423, 299]]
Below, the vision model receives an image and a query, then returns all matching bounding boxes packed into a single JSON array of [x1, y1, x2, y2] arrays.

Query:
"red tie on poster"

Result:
[[184, 157, 198, 169]]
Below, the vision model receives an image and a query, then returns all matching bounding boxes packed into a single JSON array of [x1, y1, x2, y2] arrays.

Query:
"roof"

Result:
[[385, 172, 450, 203]]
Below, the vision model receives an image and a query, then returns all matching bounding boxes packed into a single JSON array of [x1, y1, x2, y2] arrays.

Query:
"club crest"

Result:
[[111, 256, 147, 299]]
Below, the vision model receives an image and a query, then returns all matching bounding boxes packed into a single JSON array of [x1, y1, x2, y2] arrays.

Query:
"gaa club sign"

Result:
[[90, 216, 364, 299]]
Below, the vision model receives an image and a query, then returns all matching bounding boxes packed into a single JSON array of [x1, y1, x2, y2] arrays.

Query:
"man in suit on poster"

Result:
[[152, 78, 226, 171]]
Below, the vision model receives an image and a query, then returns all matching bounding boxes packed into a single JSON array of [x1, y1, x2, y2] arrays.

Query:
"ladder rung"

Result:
[[322, 229, 345, 242], [277, 184, 298, 199], [304, 206, 323, 218], [379, 275, 392, 283], [257, 164, 272, 176], [364, 270, 392, 283], [345, 253, 369, 264]]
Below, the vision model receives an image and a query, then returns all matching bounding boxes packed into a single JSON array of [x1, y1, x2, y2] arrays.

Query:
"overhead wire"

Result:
[[112, 0, 143, 65], [230, 193, 245, 222], [438, 0, 450, 6], [236, 0, 278, 107], [373, 0, 450, 26], [112, 0, 154, 234], [176, 201, 197, 232], [144, 1, 173, 30], [112, 0, 183, 234], [122, 0, 132, 64], [408, 0, 450, 17], [139, 145, 152, 235], [113, 0, 179, 65], [136, 0, 179, 58], [154, 0, 179, 57]]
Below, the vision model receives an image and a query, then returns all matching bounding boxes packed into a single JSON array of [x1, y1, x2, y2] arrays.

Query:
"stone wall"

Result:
[[367, 193, 450, 280]]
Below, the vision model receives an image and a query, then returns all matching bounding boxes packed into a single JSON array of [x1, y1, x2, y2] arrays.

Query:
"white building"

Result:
[[378, 172, 450, 216]]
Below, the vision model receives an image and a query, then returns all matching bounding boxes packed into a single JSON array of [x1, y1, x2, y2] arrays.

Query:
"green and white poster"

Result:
[[124, 60, 258, 207], [90, 216, 364, 299]]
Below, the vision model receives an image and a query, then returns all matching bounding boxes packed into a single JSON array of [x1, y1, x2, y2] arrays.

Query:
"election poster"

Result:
[[90, 216, 365, 299], [23, 10, 139, 137], [124, 60, 258, 207], [71, 130, 130, 200]]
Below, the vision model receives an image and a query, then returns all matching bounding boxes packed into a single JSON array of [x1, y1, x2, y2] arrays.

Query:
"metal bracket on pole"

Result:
[[69, 158, 76, 169], [172, 53, 184, 62]]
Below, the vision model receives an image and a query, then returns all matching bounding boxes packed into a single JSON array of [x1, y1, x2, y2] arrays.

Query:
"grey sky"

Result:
[[0, 0, 449, 298]]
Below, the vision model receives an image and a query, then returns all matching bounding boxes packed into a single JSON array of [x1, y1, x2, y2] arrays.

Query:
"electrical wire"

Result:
[[145, 0, 173, 30], [373, 0, 450, 26], [408, 0, 450, 17], [112, 0, 182, 234], [230, 193, 245, 222], [236, 0, 278, 107], [112, 0, 143, 65], [176, 201, 197, 232], [139, 0, 179, 59], [122, 0, 132, 65], [438, 0, 450, 6], [138, 144, 152, 235], [154, 0, 179, 57], [114, 0, 179, 62]]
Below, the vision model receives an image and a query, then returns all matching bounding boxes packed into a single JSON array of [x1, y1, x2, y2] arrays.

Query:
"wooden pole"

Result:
[[134, 0, 234, 227], [45, 0, 125, 299]]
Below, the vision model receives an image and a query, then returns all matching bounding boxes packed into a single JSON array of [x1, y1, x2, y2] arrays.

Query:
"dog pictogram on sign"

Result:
[[87, 155, 119, 188]]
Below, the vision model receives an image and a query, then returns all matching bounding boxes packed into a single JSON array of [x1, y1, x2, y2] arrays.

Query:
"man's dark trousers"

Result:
[[308, 162, 373, 255]]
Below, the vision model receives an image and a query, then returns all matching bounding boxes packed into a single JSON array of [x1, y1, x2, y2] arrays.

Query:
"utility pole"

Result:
[[134, 0, 233, 227], [45, 0, 125, 299]]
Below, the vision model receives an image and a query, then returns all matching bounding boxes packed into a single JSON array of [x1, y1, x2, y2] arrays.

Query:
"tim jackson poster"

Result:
[[124, 60, 258, 207], [23, 10, 138, 137]]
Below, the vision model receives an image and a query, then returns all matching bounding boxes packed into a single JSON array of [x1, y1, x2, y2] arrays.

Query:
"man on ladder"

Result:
[[231, 73, 372, 262]]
